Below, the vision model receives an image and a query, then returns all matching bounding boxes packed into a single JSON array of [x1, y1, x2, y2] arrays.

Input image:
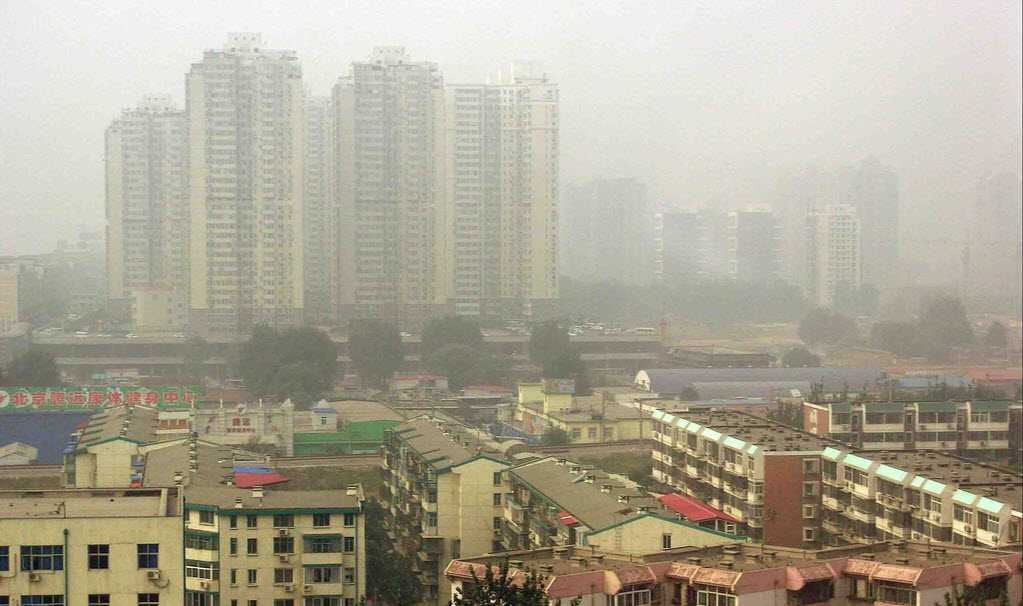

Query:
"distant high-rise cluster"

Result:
[[105, 36, 560, 336]]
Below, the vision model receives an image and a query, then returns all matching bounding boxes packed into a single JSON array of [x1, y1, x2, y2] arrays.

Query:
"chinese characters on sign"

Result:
[[0, 387, 201, 411]]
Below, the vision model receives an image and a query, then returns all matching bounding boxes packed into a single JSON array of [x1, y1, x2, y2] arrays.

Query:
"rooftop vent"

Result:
[[687, 557, 702, 565]]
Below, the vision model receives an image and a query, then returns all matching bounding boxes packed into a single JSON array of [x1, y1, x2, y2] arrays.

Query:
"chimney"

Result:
[[720, 559, 734, 569], [601, 484, 612, 493], [509, 559, 524, 569], [540, 563, 555, 574], [251, 486, 264, 500], [859, 553, 875, 561], [895, 557, 910, 565], [687, 557, 702, 565], [234, 497, 243, 509], [553, 547, 570, 560]]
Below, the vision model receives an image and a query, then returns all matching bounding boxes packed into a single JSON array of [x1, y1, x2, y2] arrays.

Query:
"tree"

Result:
[[425, 344, 503, 391], [984, 321, 1008, 348], [422, 315, 483, 358], [834, 282, 880, 318], [3, 349, 61, 386], [183, 337, 210, 383], [768, 401, 803, 429], [798, 308, 858, 347], [918, 296, 973, 360], [348, 320, 403, 388], [364, 499, 420, 605], [452, 559, 560, 606], [678, 386, 701, 401], [529, 320, 572, 367], [870, 321, 923, 357], [782, 346, 822, 368], [539, 427, 571, 446], [238, 326, 337, 403]]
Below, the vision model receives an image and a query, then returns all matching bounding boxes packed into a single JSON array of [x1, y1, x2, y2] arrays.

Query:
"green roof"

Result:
[[922, 479, 947, 496], [843, 453, 873, 471], [294, 420, 400, 445], [652, 410, 665, 420], [701, 428, 722, 441], [876, 464, 907, 483], [917, 401, 958, 413], [585, 513, 748, 541], [977, 497, 1005, 515], [829, 402, 851, 413], [686, 423, 703, 434], [676, 418, 689, 429], [663, 413, 676, 424], [952, 490, 977, 506], [864, 402, 909, 413], [970, 401, 1014, 413], [722, 436, 746, 451], [822, 447, 842, 461], [910, 476, 925, 489]]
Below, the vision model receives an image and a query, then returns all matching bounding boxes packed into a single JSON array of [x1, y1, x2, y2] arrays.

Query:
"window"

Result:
[[248, 601, 257, 606], [185, 594, 217, 606], [273, 514, 294, 528], [0, 545, 9, 571], [230, 568, 238, 585], [343, 513, 355, 527], [21, 545, 64, 571], [802, 459, 819, 474], [604, 427, 614, 440], [274, 602, 295, 606], [615, 589, 652, 606], [493, 516, 502, 530], [21, 598, 64, 606], [275, 568, 294, 583], [138, 595, 159, 606], [137, 544, 159, 569], [343, 536, 355, 552], [229, 538, 238, 555], [186, 559, 219, 580], [185, 532, 218, 551], [493, 471, 503, 485], [802, 482, 818, 497], [588, 427, 597, 438], [1, 598, 9, 606], [789, 579, 834, 605], [304, 599, 340, 606], [493, 493, 502, 506], [803, 527, 816, 542], [306, 536, 341, 553], [314, 513, 331, 527], [274, 537, 295, 554], [246, 514, 258, 528], [343, 567, 355, 584], [229, 515, 238, 529], [247, 568, 258, 585], [307, 566, 340, 583], [571, 429, 581, 439], [803, 505, 816, 519], [876, 583, 916, 605], [695, 585, 735, 606], [199, 510, 215, 525], [662, 533, 672, 550], [247, 538, 258, 555], [88, 596, 110, 606]]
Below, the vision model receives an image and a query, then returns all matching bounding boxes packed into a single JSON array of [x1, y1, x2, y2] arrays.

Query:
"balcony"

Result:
[[686, 465, 701, 478], [822, 474, 841, 488], [822, 496, 841, 511], [822, 519, 840, 533]]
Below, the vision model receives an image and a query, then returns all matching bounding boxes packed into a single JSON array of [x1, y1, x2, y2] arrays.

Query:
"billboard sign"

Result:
[[0, 386, 201, 412]]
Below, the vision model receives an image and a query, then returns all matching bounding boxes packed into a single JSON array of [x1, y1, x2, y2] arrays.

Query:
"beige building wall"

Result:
[[583, 515, 740, 555], [74, 440, 141, 488], [0, 498, 184, 601]]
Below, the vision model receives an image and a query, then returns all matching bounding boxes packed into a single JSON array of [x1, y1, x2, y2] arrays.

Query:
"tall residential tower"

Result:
[[806, 205, 862, 308], [186, 33, 305, 336]]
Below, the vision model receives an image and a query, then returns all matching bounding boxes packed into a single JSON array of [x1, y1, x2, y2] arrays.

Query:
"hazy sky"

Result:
[[1, 1, 1020, 260]]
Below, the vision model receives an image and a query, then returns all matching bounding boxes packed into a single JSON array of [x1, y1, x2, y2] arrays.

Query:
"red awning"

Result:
[[234, 472, 289, 488], [657, 493, 739, 523], [557, 511, 579, 526]]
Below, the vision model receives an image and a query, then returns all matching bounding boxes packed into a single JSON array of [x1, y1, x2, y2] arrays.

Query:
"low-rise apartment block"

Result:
[[649, 407, 1023, 550], [0, 486, 185, 604], [502, 456, 739, 555], [803, 400, 1023, 459], [381, 416, 515, 603], [445, 541, 1022, 606], [515, 382, 650, 443]]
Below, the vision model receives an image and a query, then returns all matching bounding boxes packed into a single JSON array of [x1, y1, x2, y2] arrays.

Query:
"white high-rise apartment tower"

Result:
[[104, 95, 188, 331], [186, 34, 305, 336], [333, 47, 447, 327], [806, 205, 862, 308], [303, 95, 336, 325], [444, 62, 560, 320]]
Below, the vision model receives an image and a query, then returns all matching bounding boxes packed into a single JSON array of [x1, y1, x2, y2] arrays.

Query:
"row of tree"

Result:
[[798, 296, 1008, 362], [0, 349, 61, 387]]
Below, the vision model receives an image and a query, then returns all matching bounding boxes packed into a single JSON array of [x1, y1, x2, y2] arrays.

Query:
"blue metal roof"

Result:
[[0, 411, 94, 464]]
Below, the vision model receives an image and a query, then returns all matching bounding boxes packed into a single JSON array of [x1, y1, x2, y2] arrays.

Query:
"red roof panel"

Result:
[[658, 493, 739, 523], [233, 472, 289, 488]]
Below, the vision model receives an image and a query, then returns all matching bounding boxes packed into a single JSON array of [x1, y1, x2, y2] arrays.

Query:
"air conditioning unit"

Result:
[[147, 570, 162, 581], [279, 554, 290, 563], [278, 529, 291, 537], [980, 441, 987, 447], [303, 585, 314, 594], [200, 581, 210, 589], [29, 572, 42, 582], [964, 524, 973, 533], [920, 424, 928, 430], [284, 584, 295, 593]]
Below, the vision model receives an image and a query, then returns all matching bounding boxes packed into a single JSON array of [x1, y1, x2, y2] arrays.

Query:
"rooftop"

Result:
[[389, 415, 516, 470], [183, 484, 363, 511], [0, 487, 179, 519], [659, 409, 839, 452], [77, 405, 162, 449]]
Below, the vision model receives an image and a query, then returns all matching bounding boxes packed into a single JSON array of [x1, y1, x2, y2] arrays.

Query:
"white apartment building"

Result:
[[105, 95, 189, 331], [303, 95, 336, 325], [187, 33, 305, 336], [333, 47, 447, 328], [444, 62, 560, 320], [806, 204, 861, 308]]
